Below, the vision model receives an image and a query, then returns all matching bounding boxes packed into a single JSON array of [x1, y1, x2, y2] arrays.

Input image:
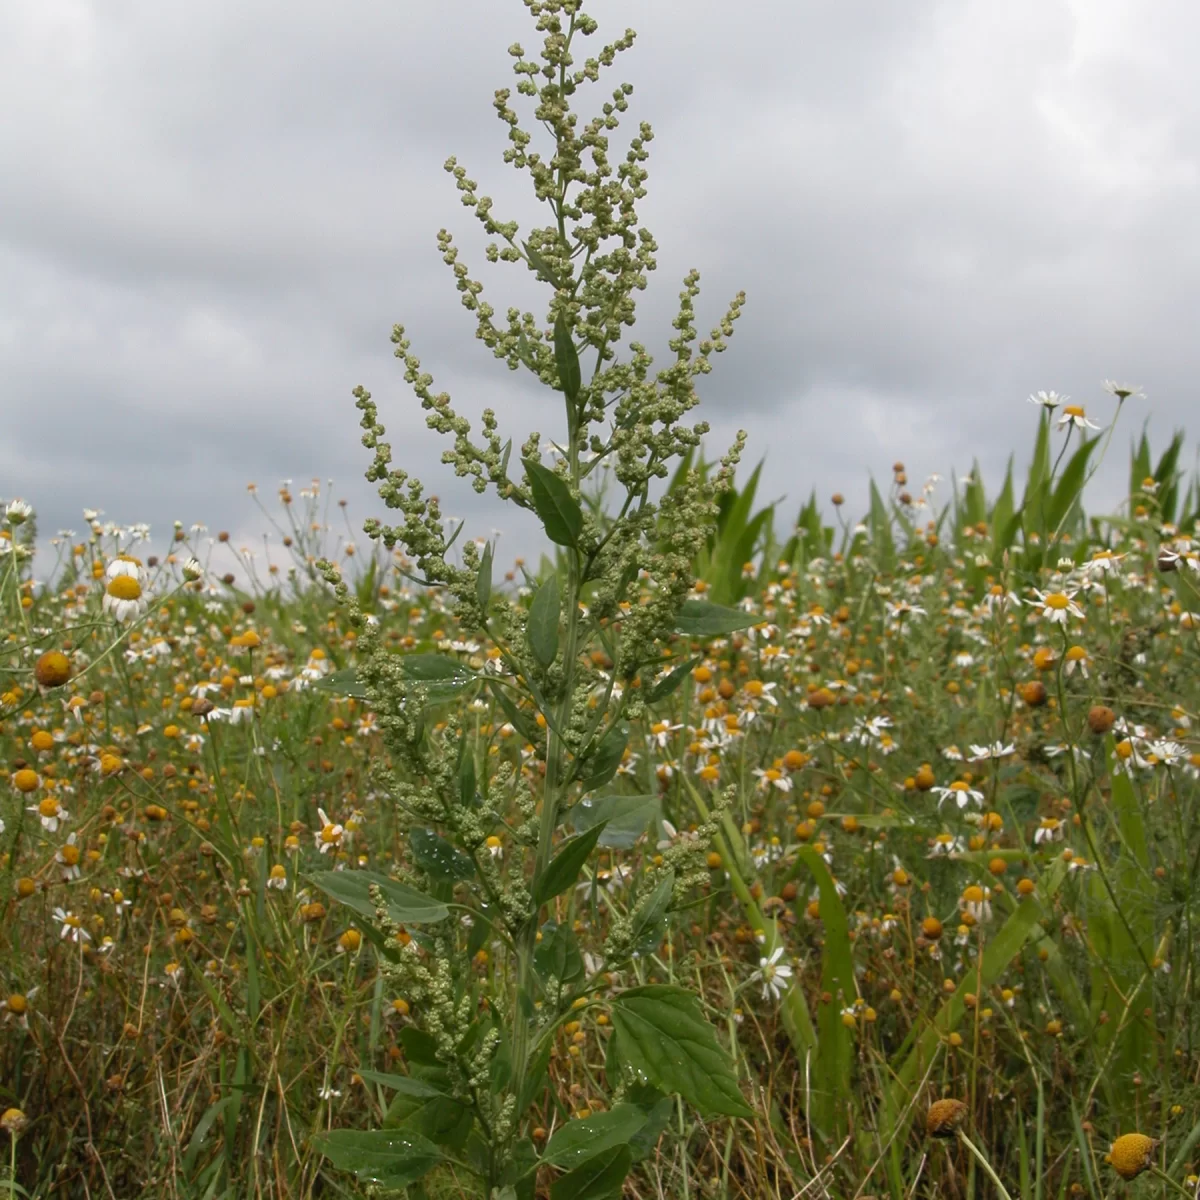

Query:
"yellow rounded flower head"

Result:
[[1109, 1133, 1156, 1181], [34, 650, 71, 688], [926, 1099, 968, 1138]]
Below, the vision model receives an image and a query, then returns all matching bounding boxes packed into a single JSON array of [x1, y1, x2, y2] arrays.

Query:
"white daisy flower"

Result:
[[750, 946, 794, 1002]]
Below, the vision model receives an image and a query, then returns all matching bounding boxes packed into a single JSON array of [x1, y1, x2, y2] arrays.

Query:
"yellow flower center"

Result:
[[1044, 592, 1070, 610], [320, 824, 340, 844], [1065, 645, 1087, 661], [107, 576, 143, 601], [1062, 405, 1085, 418], [38, 797, 60, 818], [962, 885, 984, 903]]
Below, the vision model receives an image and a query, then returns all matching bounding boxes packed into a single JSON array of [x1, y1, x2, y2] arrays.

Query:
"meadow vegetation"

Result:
[[4, 2, 1200, 1198]]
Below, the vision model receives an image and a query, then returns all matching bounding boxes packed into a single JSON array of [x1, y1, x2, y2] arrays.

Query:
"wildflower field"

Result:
[[5, 4, 1200, 1199]]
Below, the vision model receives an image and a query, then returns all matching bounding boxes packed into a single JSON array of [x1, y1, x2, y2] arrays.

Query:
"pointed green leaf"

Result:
[[387, 654, 478, 706], [476, 542, 493, 612], [533, 825, 606, 908], [578, 722, 629, 794], [569, 793, 660, 849], [490, 682, 541, 743], [523, 458, 584, 547], [534, 920, 584, 988], [644, 656, 700, 703], [630, 871, 674, 957], [610, 985, 752, 1118], [311, 667, 367, 699], [516, 329, 538, 372], [527, 574, 561, 667], [523, 240, 559, 286], [409, 829, 475, 884], [624, 1084, 673, 1162], [674, 600, 757, 637], [542, 1105, 647, 1170], [554, 316, 582, 403], [307, 870, 449, 925], [1047, 435, 1101, 533], [313, 1128, 441, 1189], [357, 1070, 450, 1101], [550, 1144, 632, 1200]]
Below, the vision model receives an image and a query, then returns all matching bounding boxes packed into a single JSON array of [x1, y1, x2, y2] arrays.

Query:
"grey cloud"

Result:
[[2, 0, 1196, 570]]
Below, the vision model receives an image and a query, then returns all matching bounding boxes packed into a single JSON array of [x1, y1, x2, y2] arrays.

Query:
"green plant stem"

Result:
[[1150, 1165, 1195, 1199], [957, 1132, 1014, 1200], [507, 439, 586, 1176], [682, 776, 816, 1056]]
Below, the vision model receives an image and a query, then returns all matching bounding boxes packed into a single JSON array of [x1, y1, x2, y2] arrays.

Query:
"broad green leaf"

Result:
[[569, 793, 660, 849], [400, 654, 477, 699], [541, 1105, 647, 1170], [550, 1144, 632, 1200], [610, 985, 752, 1118], [554, 316, 582, 403], [409, 829, 475, 884], [675, 599, 758, 637], [311, 667, 366, 699], [313, 1128, 441, 1189], [523, 458, 584, 548], [578, 722, 630, 794], [398, 1027, 441, 1066], [625, 1084, 673, 1162], [534, 825, 606, 907], [501, 1138, 539, 1198], [527, 574, 561, 667], [307, 870, 449, 925], [387, 1092, 475, 1151]]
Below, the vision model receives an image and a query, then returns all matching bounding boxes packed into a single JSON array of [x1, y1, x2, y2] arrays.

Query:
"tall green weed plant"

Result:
[[311, 2, 758, 1194]]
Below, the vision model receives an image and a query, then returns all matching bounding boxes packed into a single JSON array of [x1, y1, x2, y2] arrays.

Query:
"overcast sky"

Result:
[[2, 0, 1196, 571]]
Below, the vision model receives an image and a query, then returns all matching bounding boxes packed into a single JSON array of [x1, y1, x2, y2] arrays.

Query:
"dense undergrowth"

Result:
[[5, 2, 1200, 1197], [3, 409, 1200, 1199]]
